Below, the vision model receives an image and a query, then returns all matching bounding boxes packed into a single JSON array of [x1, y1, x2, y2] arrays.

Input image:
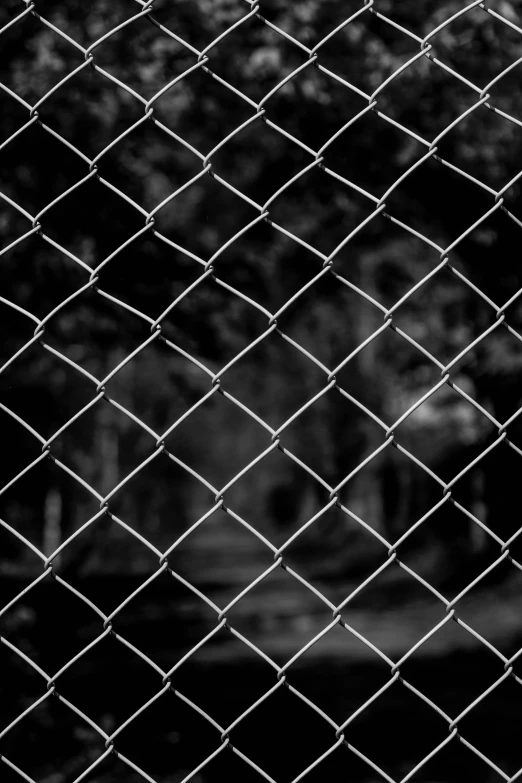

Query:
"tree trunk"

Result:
[[350, 253, 385, 535]]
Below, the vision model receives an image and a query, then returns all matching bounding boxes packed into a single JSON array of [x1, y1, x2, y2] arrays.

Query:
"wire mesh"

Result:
[[2, 0, 522, 781]]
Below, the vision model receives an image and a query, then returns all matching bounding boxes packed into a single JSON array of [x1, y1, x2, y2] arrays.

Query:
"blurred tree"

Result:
[[0, 0, 521, 582]]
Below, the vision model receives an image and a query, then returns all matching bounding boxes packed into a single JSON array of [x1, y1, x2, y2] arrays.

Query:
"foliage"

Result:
[[1, 0, 522, 578]]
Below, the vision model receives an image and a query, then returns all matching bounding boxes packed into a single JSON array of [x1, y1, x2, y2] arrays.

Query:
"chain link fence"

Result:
[[2, 0, 522, 781]]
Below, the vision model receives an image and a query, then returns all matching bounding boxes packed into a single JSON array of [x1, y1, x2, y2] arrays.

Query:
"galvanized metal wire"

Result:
[[2, 0, 522, 781]]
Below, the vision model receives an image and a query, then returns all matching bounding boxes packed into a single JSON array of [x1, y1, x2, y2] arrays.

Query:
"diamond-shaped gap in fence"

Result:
[[92, 124, 204, 229], [347, 239, 444, 319], [53, 296, 149, 377], [163, 629, 278, 719], [0, 426, 104, 554], [211, 338, 328, 435], [338, 387, 477, 519], [156, 9, 284, 104], [163, 504, 275, 599], [337, 673, 452, 781], [0, 122, 75, 225], [256, 59, 371, 157], [257, 163, 381, 259], [0, 240, 90, 327], [43, 622, 165, 729], [206, 47, 337, 152], [151, 174, 263, 268], [214, 444, 323, 542], [297, 406, 388, 509], [98, 681, 221, 783], [439, 434, 522, 546], [73, 12, 170, 96], [196, 219, 331, 320], [193, 20, 336, 131], [429, 103, 522, 198], [52, 506, 161, 583], [6, 75, 143, 181], [91, 437, 216, 555], [82, 298, 213, 400], [287, 641, 392, 719], [1, 366, 70, 456], [159, 288, 268, 378], [449, 558, 522, 661], [227, 321, 332, 411], [1, 334, 105, 439], [58, 502, 159, 583], [398, 624, 507, 712], [29, 174, 150, 267], [275, 280, 386, 382], [451, 673, 522, 781], [377, 150, 497, 247], [368, 48, 489, 144], [188, 108, 312, 207], [366, 39, 446, 118], [93, 233, 206, 327], [98, 344, 210, 441], [361, 311, 438, 390], [0, 682, 110, 783], [440, 203, 522, 307], [271, 499, 386, 588], [390, 492, 500, 594], [219, 677, 341, 783], [306, 2, 398, 98], [101, 570, 214, 665], [0, 123, 89, 221], [1, 570, 106, 679], [148, 58, 258, 158], [25, 69, 155, 163], [129, 343, 192, 428], [219, 559, 336, 664], [424, 2, 521, 91], [385, 282, 499, 378], [0, 469, 99, 585], [394, 173, 486, 261], [315, 104, 431, 209], [265, 383, 384, 501], [389, 379, 493, 466], [91, 30, 197, 109], [333, 562, 451, 661], [109, 564, 220, 647]]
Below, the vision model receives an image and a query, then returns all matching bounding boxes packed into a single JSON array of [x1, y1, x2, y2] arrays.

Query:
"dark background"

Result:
[[2, 0, 522, 780]]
